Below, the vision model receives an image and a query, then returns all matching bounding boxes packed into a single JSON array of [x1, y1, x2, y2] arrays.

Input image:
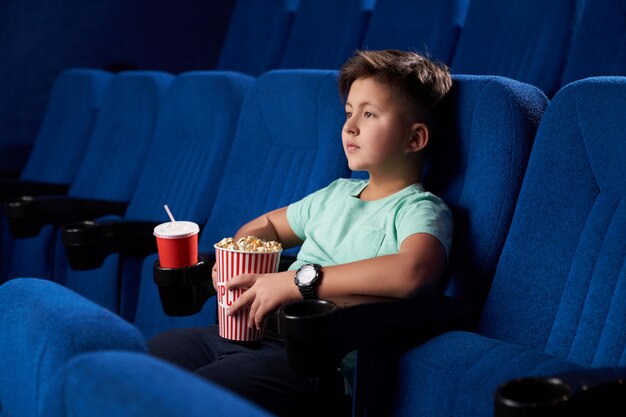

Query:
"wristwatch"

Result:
[[294, 263, 322, 299]]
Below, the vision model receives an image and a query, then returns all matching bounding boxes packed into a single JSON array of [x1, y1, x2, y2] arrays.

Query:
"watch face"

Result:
[[298, 266, 317, 285]]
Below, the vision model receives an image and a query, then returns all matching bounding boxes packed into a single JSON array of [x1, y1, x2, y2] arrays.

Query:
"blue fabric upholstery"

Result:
[[0, 69, 111, 282], [0, 278, 147, 417], [360, 0, 469, 65], [134, 69, 350, 338], [59, 71, 253, 321], [43, 351, 274, 417], [278, 0, 369, 69], [374, 77, 626, 416], [560, 0, 626, 86], [19, 69, 111, 184], [353, 75, 548, 416], [451, 0, 579, 96], [3, 72, 172, 283], [216, 0, 294, 75]]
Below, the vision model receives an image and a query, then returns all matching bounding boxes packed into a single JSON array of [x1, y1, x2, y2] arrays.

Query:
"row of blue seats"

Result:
[[218, 0, 626, 97], [1, 67, 625, 415]]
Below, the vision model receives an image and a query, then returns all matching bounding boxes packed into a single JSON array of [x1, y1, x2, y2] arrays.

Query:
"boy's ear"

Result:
[[406, 123, 429, 154]]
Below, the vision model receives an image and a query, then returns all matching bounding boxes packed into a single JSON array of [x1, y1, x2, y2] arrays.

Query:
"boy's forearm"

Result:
[[316, 251, 444, 300]]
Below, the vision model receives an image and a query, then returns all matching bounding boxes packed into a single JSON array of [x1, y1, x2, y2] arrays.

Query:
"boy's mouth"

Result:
[[346, 142, 360, 152]]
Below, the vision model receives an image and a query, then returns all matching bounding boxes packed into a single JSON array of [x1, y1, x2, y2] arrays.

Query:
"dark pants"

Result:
[[148, 326, 349, 417]]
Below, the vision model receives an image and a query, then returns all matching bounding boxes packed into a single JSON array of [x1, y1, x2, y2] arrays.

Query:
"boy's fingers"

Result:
[[226, 274, 256, 290], [227, 288, 254, 316]]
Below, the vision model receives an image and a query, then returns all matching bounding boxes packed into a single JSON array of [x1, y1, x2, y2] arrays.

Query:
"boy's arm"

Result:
[[233, 207, 303, 248], [227, 232, 447, 329]]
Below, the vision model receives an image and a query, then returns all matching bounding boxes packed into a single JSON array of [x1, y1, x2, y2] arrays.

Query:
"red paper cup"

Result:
[[153, 221, 200, 268], [214, 245, 282, 341]]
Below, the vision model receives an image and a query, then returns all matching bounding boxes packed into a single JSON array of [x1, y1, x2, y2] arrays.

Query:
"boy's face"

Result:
[[342, 77, 420, 174]]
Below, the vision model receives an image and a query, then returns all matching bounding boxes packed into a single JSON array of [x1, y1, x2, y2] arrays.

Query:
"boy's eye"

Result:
[[364, 111, 374, 118], [345, 111, 352, 119]]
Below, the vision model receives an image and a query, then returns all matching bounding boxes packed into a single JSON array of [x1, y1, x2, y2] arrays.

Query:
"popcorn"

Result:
[[215, 236, 282, 253]]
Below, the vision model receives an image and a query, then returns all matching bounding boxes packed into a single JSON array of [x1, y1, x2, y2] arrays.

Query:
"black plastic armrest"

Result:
[[0, 179, 70, 199], [495, 367, 626, 417], [278, 296, 479, 376], [62, 219, 162, 270], [4, 195, 127, 238]]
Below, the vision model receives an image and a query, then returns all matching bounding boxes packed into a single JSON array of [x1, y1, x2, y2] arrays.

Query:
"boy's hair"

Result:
[[338, 50, 452, 121]]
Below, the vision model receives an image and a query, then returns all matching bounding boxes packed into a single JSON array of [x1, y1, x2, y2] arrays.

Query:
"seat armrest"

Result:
[[4, 195, 127, 238], [495, 367, 626, 417], [0, 179, 70, 199], [278, 296, 479, 376], [62, 219, 161, 270]]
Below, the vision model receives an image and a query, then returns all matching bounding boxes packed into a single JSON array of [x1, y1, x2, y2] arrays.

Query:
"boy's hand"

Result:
[[226, 270, 300, 330]]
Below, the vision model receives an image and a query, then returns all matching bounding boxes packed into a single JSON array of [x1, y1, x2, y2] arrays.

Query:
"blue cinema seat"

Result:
[[271, 74, 548, 414], [59, 71, 253, 321], [1, 71, 172, 283], [559, 0, 626, 87], [360, 77, 626, 416], [360, 0, 470, 66], [450, 0, 579, 96], [134, 69, 350, 338], [216, 0, 296, 75], [0, 278, 147, 417], [278, 0, 370, 70], [43, 351, 275, 417], [0, 69, 111, 278]]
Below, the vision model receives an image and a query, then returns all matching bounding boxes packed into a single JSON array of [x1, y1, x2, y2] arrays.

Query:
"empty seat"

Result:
[[216, 0, 295, 75], [278, 0, 370, 70], [361, 0, 470, 65], [60, 71, 253, 320], [1, 71, 172, 282], [450, 0, 579, 96], [0, 278, 147, 417], [0, 68, 111, 278], [134, 69, 351, 338], [367, 77, 626, 416], [43, 351, 275, 417], [560, 0, 626, 86]]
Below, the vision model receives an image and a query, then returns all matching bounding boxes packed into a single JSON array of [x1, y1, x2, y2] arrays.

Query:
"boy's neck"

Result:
[[360, 171, 422, 201]]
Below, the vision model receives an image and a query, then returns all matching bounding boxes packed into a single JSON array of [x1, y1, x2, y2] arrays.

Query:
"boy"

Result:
[[149, 50, 453, 417]]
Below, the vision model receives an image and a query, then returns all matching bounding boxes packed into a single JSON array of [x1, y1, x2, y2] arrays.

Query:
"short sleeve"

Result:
[[396, 195, 453, 259], [286, 182, 334, 241]]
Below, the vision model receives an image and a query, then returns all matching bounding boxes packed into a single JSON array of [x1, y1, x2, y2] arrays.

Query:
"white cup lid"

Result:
[[153, 221, 199, 239]]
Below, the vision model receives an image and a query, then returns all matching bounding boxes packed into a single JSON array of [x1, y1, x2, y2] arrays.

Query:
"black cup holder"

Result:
[[495, 377, 572, 417], [279, 300, 340, 376], [5, 196, 40, 237], [153, 254, 214, 317], [62, 221, 107, 270]]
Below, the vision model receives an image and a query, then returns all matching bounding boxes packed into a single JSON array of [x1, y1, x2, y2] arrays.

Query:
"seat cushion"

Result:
[[390, 331, 582, 417]]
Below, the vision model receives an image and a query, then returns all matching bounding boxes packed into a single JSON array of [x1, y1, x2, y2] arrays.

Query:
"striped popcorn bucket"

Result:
[[214, 245, 282, 341]]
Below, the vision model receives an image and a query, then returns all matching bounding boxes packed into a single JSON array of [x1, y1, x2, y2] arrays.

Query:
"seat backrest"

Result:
[[360, 0, 469, 66], [216, 0, 295, 75], [68, 71, 173, 202], [560, 0, 626, 86], [20, 69, 112, 184], [278, 0, 370, 69], [479, 77, 626, 368], [134, 69, 350, 337], [423, 75, 548, 303], [451, 0, 578, 96], [42, 351, 274, 417], [124, 71, 254, 223]]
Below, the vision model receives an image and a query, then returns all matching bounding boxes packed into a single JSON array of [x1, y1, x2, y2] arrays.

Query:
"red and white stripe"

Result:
[[215, 248, 281, 341]]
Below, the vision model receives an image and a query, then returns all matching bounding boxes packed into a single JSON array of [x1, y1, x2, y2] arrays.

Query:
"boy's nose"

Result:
[[343, 121, 358, 135]]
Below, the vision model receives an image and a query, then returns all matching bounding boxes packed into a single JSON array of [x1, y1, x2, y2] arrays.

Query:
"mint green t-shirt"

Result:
[[286, 179, 453, 271]]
